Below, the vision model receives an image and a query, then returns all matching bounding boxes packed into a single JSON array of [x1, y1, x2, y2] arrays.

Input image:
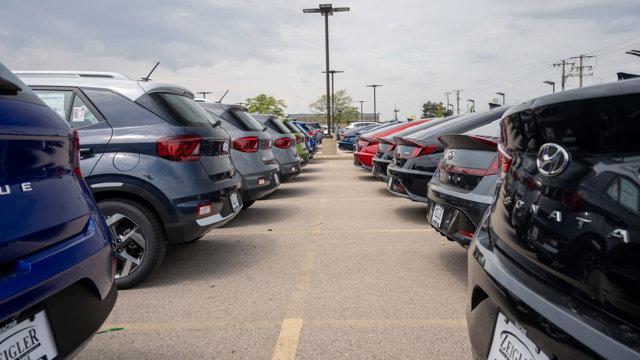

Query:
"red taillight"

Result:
[[72, 129, 82, 177], [233, 136, 259, 153], [457, 229, 475, 240], [156, 135, 202, 162], [409, 144, 439, 158], [497, 143, 512, 179], [307, 131, 314, 136], [196, 202, 213, 219], [274, 137, 293, 149]]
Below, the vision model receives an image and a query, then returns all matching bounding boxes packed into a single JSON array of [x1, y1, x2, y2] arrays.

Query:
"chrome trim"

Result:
[[91, 182, 124, 189]]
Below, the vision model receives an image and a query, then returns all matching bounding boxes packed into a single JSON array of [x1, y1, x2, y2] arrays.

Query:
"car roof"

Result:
[[251, 113, 277, 123], [16, 70, 194, 101], [195, 99, 247, 115]]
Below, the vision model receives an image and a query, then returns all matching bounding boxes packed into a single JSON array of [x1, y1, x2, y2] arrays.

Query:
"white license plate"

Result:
[[0, 311, 58, 360], [230, 192, 240, 212], [431, 204, 444, 228], [488, 313, 549, 360], [274, 173, 280, 185]]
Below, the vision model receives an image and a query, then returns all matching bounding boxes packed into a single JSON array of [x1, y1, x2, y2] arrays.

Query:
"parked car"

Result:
[[1, 63, 117, 358], [386, 107, 507, 202], [468, 79, 640, 359], [302, 121, 324, 143], [338, 124, 381, 151], [285, 120, 316, 157], [20, 71, 243, 288], [253, 114, 302, 181], [425, 118, 502, 247], [354, 120, 426, 170], [292, 121, 318, 154], [196, 100, 280, 209], [339, 121, 378, 140], [283, 120, 311, 162], [372, 117, 455, 182]]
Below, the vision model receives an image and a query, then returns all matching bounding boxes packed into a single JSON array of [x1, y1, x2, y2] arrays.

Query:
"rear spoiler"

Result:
[[394, 136, 428, 148], [438, 134, 498, 151]]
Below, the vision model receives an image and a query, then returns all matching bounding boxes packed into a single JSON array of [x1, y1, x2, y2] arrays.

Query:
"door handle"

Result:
[[79, 148, 93, 156]]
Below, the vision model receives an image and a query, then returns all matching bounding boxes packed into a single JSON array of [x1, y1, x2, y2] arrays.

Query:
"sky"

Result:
[[2, 0, 640, 120]]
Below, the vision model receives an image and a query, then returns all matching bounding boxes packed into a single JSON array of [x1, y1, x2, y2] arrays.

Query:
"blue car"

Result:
[[292, 121, 317, 154], [338, 123, 388, 151], [0, 63, 116, 359]]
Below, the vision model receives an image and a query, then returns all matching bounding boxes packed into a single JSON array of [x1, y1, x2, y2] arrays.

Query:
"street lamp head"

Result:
[[319, 4, 332, 9], [366, 84, 382, 88], [303, 8, 321, 13], [496, 92, 505, 96], [543, 80, 555, 85]]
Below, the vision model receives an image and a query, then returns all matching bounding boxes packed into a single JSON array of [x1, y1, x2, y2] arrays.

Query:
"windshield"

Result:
[[149, 93, 214, 127], [271, 118, 292, 134], [229, 110, 265, 131]]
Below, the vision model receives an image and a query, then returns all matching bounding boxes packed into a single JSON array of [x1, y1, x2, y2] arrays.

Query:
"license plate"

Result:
[[274, 173, 280, 185], [0, 311, 58, 360], [488, 313, 549, 360], [387, 176, 393, 189], [431, 204, 444, 228], [230, 192, 240, 212]]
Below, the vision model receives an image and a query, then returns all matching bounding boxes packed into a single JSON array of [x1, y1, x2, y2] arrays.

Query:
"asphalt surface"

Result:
[[79, 159, 470, 359]]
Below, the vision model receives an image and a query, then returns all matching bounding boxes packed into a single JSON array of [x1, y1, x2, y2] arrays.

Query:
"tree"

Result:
[[246, 94, 287, 117], [308, 89, 358, 126], [421, 101, 446, 118]]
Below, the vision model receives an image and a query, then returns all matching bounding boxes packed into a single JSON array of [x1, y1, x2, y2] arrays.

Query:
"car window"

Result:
[[606, 177, 639, 215], [230, 110, 264, 131], [69, 95, 101, 128], [33, 90, 74, 120], [149, 93, 214, 127], [607, 178, 620, 202], [271, 118, 292, 134], [464, 118, 501, 138]]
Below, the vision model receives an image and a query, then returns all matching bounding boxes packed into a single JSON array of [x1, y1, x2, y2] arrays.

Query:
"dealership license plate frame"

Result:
[[0, 310, 58, 360], [431, 204, 444, 228], [230, 192, 240, 212], [487, 313, 549, 360]]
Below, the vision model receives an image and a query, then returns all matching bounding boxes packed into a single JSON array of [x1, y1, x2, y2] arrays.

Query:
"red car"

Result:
[[353, 120, 429, 170]]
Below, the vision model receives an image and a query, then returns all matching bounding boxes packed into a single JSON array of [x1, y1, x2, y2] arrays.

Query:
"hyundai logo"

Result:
[[222, 141, 229, 153], [537, 143, 570, 176]]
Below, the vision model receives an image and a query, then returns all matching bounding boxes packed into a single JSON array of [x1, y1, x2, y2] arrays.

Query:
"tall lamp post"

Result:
[[496, 92, 505, 105], [467, 99, 475, 113], [354, 100, 366, 121], [366, 84, 382, 122], [543, 80, 555, 93], [322, 69, 343, 130], [303, 4, 350, 136]]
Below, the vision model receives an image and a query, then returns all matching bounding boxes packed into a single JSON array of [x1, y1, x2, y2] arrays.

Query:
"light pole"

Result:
[[322, 70, 343, 130], [626, 49, 640, 58], [366, 84, 382, 122], [496, 92, 505, 105], [303, 4, 350, 136], [197, 91, 212, 99], [467, 99, 475, 113], [354, 100, 366, 121], [447, 104, 454, 116], [543, 80, 556, 93]]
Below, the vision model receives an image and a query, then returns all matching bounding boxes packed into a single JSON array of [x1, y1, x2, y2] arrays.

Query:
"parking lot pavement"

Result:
[[79, 159, 470, 359]]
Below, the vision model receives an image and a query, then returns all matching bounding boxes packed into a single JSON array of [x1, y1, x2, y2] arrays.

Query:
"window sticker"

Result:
[[72, 106, 86, 122]]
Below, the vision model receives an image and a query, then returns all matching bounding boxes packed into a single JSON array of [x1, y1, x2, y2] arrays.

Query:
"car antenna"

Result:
[[217, 89, 229, 103], [140, 61, 160, 82]]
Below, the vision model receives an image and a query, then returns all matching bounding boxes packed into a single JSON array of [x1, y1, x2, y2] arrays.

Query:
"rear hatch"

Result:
[[0, 67, 92, 264], [142, 92, 234, 179], [222, 109, 275, 165]]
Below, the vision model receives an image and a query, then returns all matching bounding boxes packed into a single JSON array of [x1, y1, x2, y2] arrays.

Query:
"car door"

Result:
[[32, 87, 113, 176]]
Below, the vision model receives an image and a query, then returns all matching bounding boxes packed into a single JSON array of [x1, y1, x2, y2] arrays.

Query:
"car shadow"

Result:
[[266, 186, 315, 200], [223, 205, 294, 228], [376, 187, 395, 197], [393, 205, 429, 225], [357, 174, 379, 182], [438, 246, 468, 285], [301, 166, 321, 173], [142, 235, 273, 288], [285, 174, 314, 184]]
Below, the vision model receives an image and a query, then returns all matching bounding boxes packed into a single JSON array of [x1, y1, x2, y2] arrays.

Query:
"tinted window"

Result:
[[33, 90, 73, 120], [84, 89, 164, 127], [606, 177, 640, 215], [229, 110, 264, 131], [148, 93, 214, 127], [69, 95, 100, 128], [271, 118, 292, 134], [306, 122, 321, 129], [464, 118, 501, 138], [285, 122, 301, 133]]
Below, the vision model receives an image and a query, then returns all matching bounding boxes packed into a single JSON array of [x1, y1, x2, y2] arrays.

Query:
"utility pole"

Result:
[[366, 84, 382, 122], [568, 55, 595, 88], [453, 89, 462, 115], [393, 105, 400, 121], [553, 59, 575, 91], [444, 92, 451, 115], [354, 100, 366, 121], [303, 4, 350, 136], [197, 91, 212, 99]]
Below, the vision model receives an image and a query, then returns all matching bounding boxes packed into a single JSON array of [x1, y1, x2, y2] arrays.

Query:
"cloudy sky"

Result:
[[2, 0, 640, 120]]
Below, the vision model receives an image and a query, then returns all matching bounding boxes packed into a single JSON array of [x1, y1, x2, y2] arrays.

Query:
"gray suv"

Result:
[[196, 100, 280, 209], [18, 71, 243, 288], [253, 114, 301, 182]]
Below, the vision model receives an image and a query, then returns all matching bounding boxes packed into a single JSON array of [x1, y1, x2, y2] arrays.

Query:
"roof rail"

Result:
[[13, 71, 130, 80]]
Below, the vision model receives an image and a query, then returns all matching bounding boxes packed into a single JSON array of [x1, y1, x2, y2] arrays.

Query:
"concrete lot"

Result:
[[79, 159, 470, 359]]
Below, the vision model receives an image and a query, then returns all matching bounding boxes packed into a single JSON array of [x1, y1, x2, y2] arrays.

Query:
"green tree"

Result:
[[246, 94, 287, 117], [421, 101, 446, 118], [308, 89, 358, 126]]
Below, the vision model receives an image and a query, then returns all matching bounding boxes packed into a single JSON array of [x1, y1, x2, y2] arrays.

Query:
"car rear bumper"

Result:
[[353, 151, 374, 168], [277, 158, 302, 180], [467, 223, 639, 360], [372, 158, 390, 181], [242, 167, 280, 202], [386, 165, 432, 202]]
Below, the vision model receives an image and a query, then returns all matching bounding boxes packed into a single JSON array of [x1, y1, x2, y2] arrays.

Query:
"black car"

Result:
[[426, 118, 503, 247], [19, 71, 243, 288], [468, 79, 640, 359], [386, 107, 507, 202]]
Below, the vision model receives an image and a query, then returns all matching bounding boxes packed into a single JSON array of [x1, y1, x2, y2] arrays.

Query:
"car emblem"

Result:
[[446, 150, 454, 161], [222, 141, 230, 153], [537, 143, 570, 176]]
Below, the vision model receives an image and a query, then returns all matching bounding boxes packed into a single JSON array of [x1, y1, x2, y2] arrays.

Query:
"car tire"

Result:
[[98, 199, 167, 289]]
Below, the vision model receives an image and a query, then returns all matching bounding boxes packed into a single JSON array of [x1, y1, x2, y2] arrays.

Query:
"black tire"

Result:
[[242, 200, 256, 210], [98, 199, 167, 289]]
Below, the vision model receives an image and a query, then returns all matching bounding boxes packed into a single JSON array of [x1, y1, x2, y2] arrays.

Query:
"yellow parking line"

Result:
[[271, 318, 304, 360]]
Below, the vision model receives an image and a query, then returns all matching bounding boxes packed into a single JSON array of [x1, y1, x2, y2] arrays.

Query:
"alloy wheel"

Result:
[[105, 212, 146, 279]]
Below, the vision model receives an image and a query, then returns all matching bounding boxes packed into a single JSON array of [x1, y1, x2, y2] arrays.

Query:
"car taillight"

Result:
[[274, 137, 293, 149], [156, 135, 202, 162], [497, 143, 512, 180], [71, 129, 82, 177], [233, 136, 259, 153], [307, 131, 314, 136], [409, 144, 439, 158], [196, 202, 213, 219]]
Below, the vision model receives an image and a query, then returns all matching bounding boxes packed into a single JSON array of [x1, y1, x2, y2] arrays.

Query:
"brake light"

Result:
[[457, 229, 475, 240], [156, 135, 202, 162], [497, 143, 512, 179], [71, 129, 82, 177], [274, 137, 293, 149], [196, 202, 213, 219], [233, 137, 259, 153]]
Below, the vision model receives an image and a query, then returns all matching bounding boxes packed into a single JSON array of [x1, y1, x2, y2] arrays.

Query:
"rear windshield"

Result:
[[285, 121, 301, 133], [464, 118, 501, 138], [0, 64, 45, 105], [146, 93, 214, 127], [223, 110, 265, 131], [306, 122, 321, 129], [271, 118, 292, 134]]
